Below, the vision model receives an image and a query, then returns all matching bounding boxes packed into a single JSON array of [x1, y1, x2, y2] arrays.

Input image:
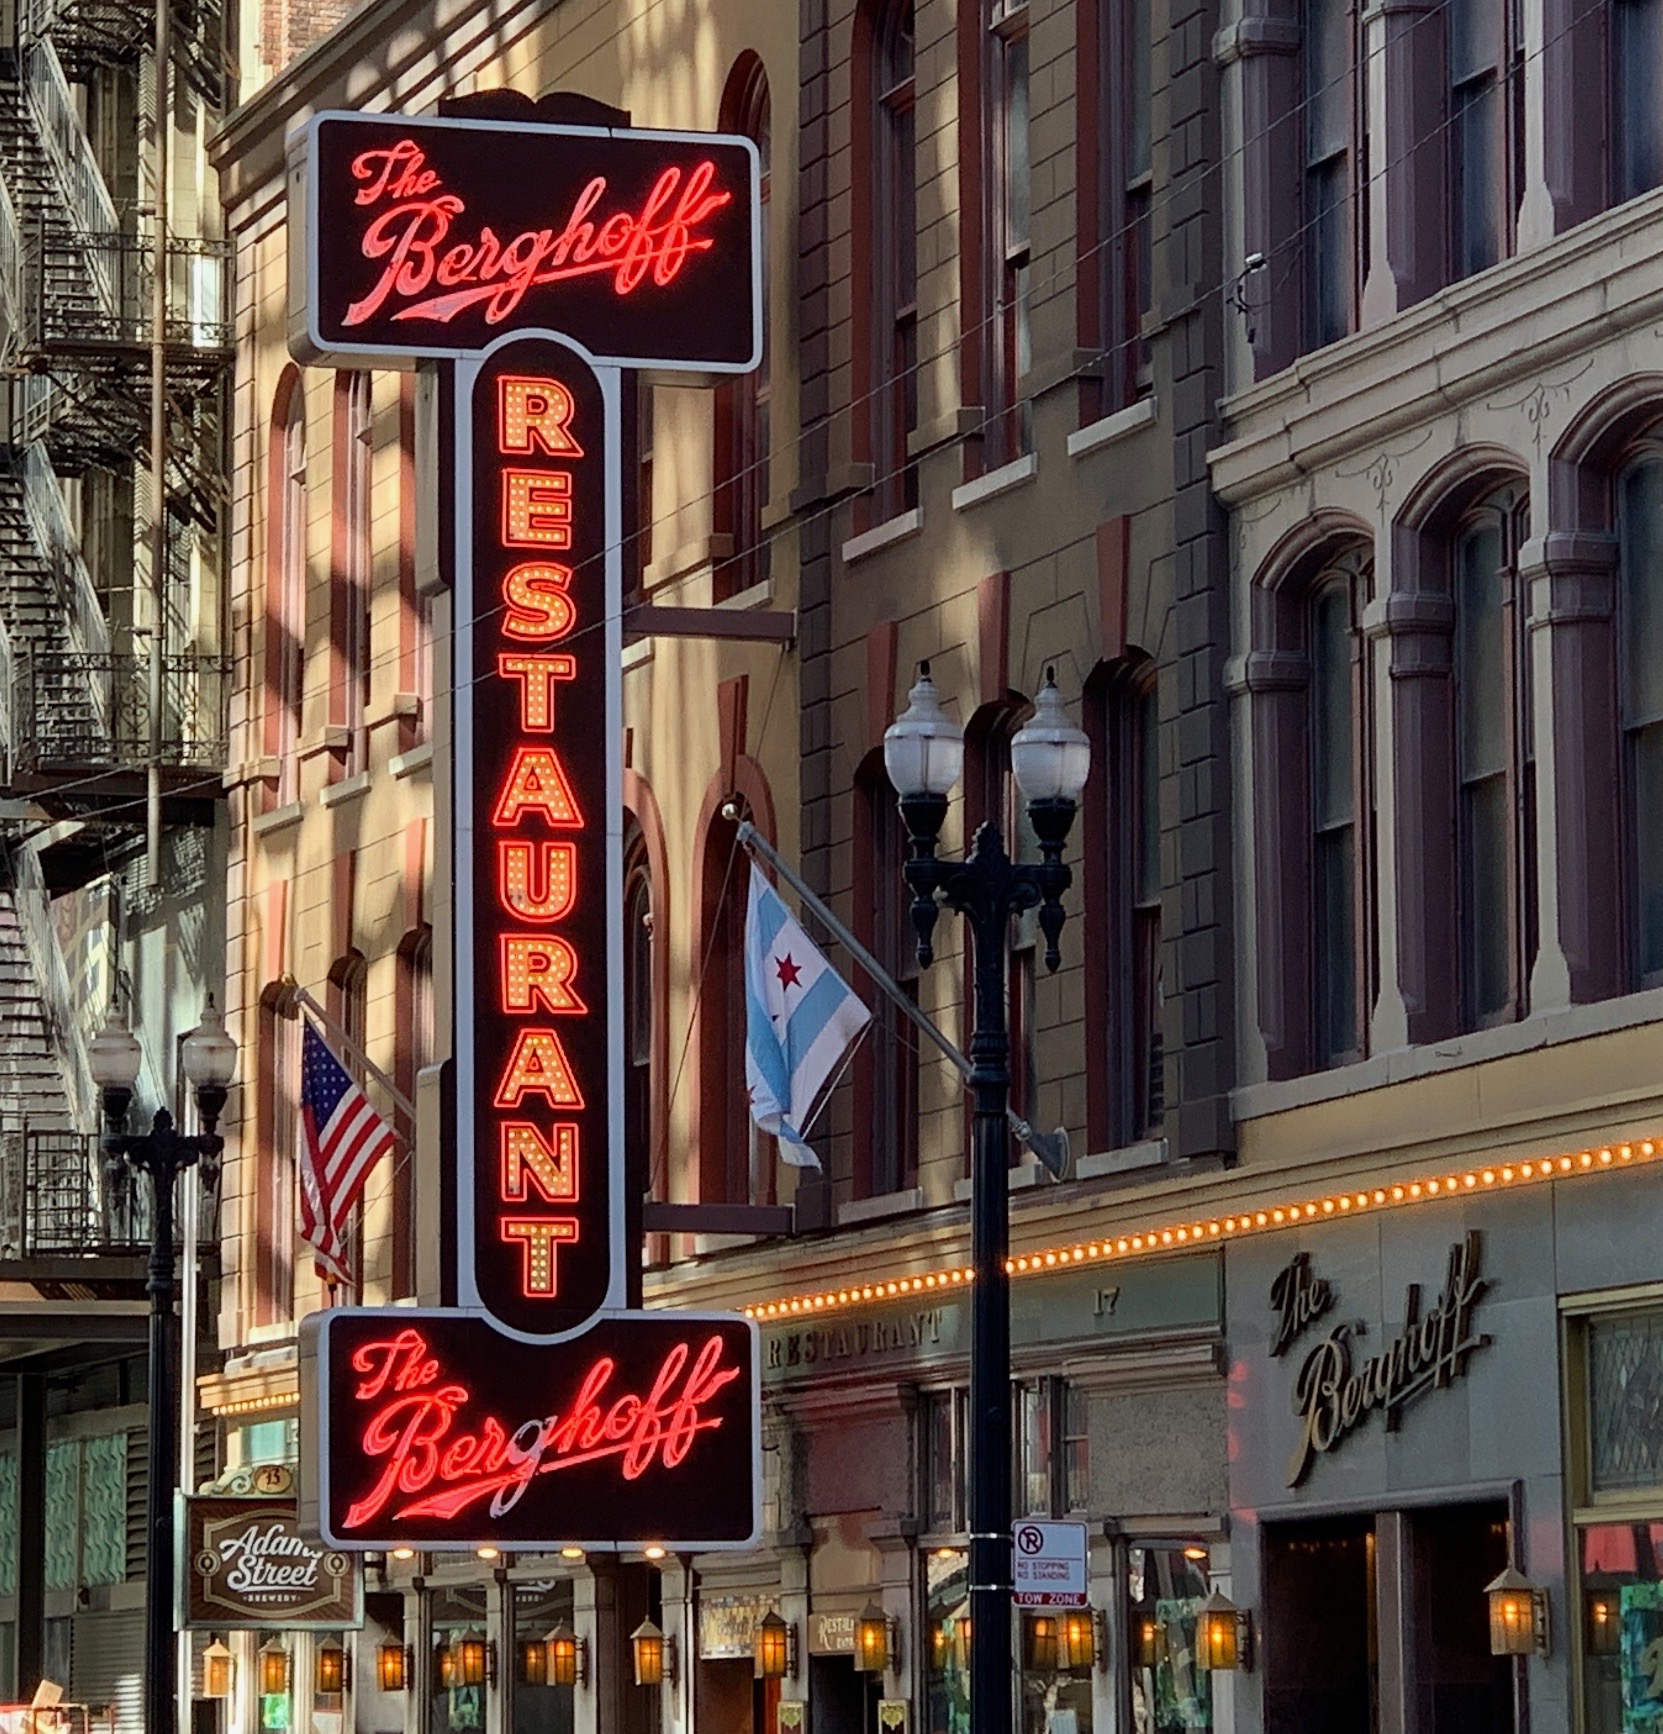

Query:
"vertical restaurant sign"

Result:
[[458, 334, 619, 1336], [289, 103, 763, 1555], [287, 112, 761, 371]]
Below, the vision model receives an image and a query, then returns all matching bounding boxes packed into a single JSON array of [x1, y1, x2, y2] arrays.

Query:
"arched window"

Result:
[[1618, 450, 1663, 984], [332, 372, 373, 779], [853, 754, 919, 1196], [1453, 488, 1533, 1027], [623, 831, 656, 1194], [1246, 532, 1374, 1078], [715, 58, 771, 601], [1085, 660, 1162, 1148], [255, 989, 299, 1327], [860, 0, 918, 524], [393, 928, 432, 1298], [1309, 570, 1367, 1065], [265, 374, 306, 805]]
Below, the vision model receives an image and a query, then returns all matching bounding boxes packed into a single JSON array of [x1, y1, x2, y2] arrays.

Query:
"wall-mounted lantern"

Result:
[[202, 1641, 234, 1700], [1196, 1590, 1253, 1672], [1132, 1603, 1164, 1669], [1485, 1566, 1550, 1658], [315, 1638, 348, 1695], [1022, 1615, 1058, 1672], [855, 1603, 896, 1674], [456, 1629, 494, 1689], [546, 1623, 588, 1689], [1060, 1610, 1100, 1672], [755, 1611, 797, 1681], [631, 1619, 677, 1688], [259, 1638, 292, 1697], [375, 1644, 410, 1694]]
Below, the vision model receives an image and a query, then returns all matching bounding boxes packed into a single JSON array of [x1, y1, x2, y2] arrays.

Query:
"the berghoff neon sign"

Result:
[[291, 101, 763, 1554]]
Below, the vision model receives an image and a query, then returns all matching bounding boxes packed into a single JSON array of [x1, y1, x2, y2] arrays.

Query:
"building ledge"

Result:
[[1067, 395, 1158, 458], [320, 769, 372, 808], [390, 741, 432, 780], [250, 799, 303, 838], [835, 1186, 924, 1227], [951, 452, 1038, 513], [1234, 982, 1663, 1122], [841, 507, 922, 566]]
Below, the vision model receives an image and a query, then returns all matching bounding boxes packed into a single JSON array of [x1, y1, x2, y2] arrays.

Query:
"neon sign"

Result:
[[307, 1311, 758, 1549], [290, 100, 762, 1554], [459, 337, 617, 1334], [290, 112, 761, 369]]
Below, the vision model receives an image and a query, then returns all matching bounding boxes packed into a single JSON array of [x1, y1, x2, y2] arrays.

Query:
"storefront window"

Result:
[[1018, 1611, 1093, 1734], [431, 1586, 488, 1734], [925, 1548, 970, 1734], [926, 1389, 967, 1533], [1579, 1307, 1663, 1734], [513, 1581, 575, 1734], [1017, 1384, 1052, 1516], [1128, 1546, 1212, 1733]]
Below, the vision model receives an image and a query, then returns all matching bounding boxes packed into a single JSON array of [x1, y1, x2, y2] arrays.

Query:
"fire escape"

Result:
[[0, 0, 230, 1287]]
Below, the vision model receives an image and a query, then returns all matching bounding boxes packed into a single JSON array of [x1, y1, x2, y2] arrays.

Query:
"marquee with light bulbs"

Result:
[[291, 102, 762, 1554]]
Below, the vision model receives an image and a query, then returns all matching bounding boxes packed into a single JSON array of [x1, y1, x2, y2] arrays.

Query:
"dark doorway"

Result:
[[1262, 1513, 1379, 1734], [810, 1654, 877, 1734], [1406, 1502, 1513, 1734]]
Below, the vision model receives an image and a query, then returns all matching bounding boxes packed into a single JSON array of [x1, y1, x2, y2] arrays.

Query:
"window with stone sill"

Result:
[[1453, 488, 1535, 1030], [1614, 0, 1663, 203], [1302, 0, 1361, 351], [866, 0, 920, 525], [1573, 1305, 1663, 1734], [1446, 0, 1524, 283], [1128, 1544, 1214, 1734], [1617, 449, 1663, 988], [983, 0, 1032, 469]]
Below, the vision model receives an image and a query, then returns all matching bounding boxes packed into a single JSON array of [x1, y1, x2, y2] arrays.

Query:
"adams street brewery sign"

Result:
[[181, 1497, 360, 1629], [293, 101, 761, 1555], [1275, 1233, 1491, 1488]]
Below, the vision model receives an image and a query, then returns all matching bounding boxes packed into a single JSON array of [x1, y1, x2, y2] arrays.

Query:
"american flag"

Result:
[[299, 1019, 396, 1286]]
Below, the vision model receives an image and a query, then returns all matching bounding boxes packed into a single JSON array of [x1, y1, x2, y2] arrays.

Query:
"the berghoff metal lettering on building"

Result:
[[1284, 1232, 1490, 1487]]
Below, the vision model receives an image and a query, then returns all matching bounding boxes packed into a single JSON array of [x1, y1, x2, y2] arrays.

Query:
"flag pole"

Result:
[[728, 809, 1069, 1177]]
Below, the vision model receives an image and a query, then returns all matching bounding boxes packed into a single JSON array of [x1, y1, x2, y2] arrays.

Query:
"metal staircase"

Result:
[[0, 0, 231, 1263]]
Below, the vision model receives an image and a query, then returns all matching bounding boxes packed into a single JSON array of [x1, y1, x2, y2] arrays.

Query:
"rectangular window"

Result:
[[1614, 0, 1663, 203], [1570, 1306, 1663, 1734], [1128, 1544, 1214, 1734], [869, 772, 920, 1194], [988, 0, 1032, 463], [1311, 583, 1359, 1065], [1304, 0, 1355, 348], [925, 1388, 967, 1533], [1620, 459, 1663, 985], [925, 1547, 971, 1732], [1447, 0, 1518, 282], [1016, 1381, 1051, 1516], [874, 2, 919, 521]]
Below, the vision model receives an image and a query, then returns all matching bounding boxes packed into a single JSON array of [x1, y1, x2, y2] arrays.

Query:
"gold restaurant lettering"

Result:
[[1285, 1232, 1489, 1488]]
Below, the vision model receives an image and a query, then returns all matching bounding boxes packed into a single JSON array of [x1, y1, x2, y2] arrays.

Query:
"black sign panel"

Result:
[[289, 112, 761, 369], [301, 1309, 760, 1550], [181, 1497, 361, 1629], [457, 336, 616, 1336]]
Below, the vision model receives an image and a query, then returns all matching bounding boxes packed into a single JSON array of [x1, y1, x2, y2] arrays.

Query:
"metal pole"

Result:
[[964, 903, 1012, 1734], [144, 1149, 179, 1734], [176, 1156, 199, 1734], [145, 0, 170, 882]]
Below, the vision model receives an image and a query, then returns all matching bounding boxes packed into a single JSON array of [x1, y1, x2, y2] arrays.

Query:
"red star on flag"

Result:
[[775, 953, 803, 990]]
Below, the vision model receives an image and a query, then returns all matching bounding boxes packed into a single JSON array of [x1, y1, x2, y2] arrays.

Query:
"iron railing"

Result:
[[22, 232, 234, 354], [20, 441, 112, 661], [23, 42, 121, 314], [10, 647, 230, 774], [0, 1127, 220, 1258], [0, 616, 15, 782], [0, 179, 23, 373], [8, 843, 95, 1129]]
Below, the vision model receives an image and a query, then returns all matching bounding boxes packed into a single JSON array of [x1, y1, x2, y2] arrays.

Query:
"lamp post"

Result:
[[89, 998, 237, 1734], [884, 664, 1089, 1734]]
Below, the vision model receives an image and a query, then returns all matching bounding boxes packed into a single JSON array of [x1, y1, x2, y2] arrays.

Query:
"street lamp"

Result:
[[884, 663, 1089, 1734], [91, 998, 236, 1734]]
